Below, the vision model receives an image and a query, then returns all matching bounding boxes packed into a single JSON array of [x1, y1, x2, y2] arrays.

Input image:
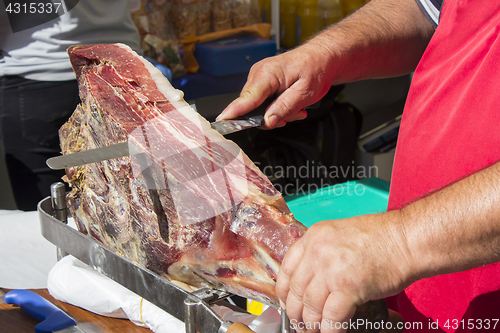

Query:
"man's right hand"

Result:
[[217, 0, 434, 130], [217, 41, 336, 129]]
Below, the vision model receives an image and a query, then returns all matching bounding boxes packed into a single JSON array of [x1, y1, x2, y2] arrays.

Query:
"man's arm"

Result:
[[218, 0, 434, 128], [276, 161, 500, 332], [401, 162, 500, 278]]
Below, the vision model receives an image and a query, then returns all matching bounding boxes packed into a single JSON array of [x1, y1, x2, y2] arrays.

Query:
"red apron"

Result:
[[387, 0, 500, 332]]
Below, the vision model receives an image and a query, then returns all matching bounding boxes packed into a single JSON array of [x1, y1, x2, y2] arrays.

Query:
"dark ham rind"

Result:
[[60, 44, 307, 305]]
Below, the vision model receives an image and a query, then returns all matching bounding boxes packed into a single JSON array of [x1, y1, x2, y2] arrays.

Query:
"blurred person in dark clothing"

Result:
[[0, 0, 141, 210]]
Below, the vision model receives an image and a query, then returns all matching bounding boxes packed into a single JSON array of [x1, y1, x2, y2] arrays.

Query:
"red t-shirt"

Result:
[[387, 1, 500, 332]]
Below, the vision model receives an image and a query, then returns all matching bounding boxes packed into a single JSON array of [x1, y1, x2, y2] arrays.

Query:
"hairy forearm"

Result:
[[394, 161, 500, 284], [307, 0, 435, 84]]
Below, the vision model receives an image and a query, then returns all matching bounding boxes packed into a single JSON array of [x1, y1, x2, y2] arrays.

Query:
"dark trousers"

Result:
[[0, 75, 80, 211]]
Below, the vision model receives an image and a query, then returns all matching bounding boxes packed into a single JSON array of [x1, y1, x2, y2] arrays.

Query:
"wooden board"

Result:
[[0, 288, 151, 332]]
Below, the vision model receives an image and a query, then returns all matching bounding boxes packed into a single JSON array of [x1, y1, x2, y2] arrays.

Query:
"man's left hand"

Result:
[[276, 212, 414, 332]]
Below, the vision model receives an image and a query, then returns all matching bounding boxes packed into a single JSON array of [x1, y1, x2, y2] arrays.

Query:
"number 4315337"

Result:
[[444, 318, 499, 330], [5, 2, 63, 14]]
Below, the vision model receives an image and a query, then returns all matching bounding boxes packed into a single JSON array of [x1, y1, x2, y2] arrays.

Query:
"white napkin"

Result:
[[0, 210, 58, 289], [47, 255, 281, 333]]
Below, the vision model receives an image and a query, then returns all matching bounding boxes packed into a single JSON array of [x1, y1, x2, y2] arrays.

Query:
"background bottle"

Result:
[[297, 0, 318, 44], [280, 0, 298, 48], [340, 0, 368, 17], [259, 0, 271, 23], [317, 0, 342, 31]]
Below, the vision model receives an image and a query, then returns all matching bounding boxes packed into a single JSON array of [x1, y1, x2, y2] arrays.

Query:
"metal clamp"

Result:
[[184, 288, 233, 333]]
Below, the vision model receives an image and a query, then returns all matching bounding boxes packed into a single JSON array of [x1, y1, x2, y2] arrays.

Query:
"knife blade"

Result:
[[210, 115, 264, 136], [4, 289, 85, 333], [46, 105, 267, 171], [45, 117, 262, 170], [46, 98, 320, 170]]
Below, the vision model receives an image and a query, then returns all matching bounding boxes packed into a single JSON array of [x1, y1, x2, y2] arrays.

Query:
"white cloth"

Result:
[[47, 255, 282, 333], [48, 255, 185, 333], [0, 0, 141, 81], [0, 210, 58, 289]]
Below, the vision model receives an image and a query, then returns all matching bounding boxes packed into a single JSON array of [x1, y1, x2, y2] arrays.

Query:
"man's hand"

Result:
[[217, 0, 433, 129], [217, 42, 335, 129], [276, 212, 415, 332], [276, 158, 500, 332]]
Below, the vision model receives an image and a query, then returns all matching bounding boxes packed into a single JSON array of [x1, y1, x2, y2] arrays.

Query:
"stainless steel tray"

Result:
[[38, 193, 289, 333]]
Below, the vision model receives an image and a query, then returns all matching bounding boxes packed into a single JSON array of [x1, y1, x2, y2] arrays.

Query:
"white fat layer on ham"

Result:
[[117, 43, 220, 146], [253, 244, 280, 278], [115, 44, 266, 182], [116, 44, 186, 107]]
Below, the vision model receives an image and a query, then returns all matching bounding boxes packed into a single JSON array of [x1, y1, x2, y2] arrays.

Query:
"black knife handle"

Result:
[[237, 97, 321, 124]]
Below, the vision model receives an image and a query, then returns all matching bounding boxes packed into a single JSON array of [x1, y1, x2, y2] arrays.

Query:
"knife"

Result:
[[46, 98, 320, 170], [4, 289, 85, 333], [45, 117, 263, 171]]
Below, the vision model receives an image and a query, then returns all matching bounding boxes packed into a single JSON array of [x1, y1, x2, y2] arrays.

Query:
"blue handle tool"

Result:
[[4, 289, 77, 333]]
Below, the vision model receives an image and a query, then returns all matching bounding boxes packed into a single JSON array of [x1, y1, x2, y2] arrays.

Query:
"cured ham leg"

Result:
[[59, 44, 307, 305]]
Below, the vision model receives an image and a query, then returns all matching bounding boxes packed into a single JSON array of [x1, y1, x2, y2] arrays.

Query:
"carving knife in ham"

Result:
[[46, 99, 319, 170], [46, 115, 263, 170]]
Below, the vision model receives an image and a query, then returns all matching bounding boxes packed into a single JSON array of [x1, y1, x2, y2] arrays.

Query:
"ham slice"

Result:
[[59, 44, 307, 305]]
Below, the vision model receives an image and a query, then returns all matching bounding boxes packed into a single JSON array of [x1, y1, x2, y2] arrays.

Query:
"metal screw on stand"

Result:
[[50, 182, 68, 260], [51, 182, 67, 214]]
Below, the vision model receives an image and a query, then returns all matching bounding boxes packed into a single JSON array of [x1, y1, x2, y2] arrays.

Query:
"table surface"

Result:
[[0, 288, 151, 333]]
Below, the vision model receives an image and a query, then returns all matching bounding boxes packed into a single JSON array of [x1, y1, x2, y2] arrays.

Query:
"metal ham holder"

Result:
[[39, 183, 292, 333]]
